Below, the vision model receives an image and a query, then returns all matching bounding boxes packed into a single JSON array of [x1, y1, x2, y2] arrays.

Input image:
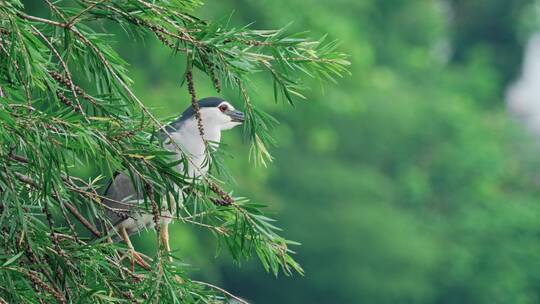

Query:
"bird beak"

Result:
[[227, 109, 245, 123]]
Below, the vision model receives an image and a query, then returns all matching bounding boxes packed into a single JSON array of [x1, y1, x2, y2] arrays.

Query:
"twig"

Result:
[[63, 201, 101, 238], [30, 25, 86, 117], [58, 199, 80, 243], [18, 13, 65, 28], [192, 280, 249, 304], [23, 269, 67, 304], [12, 172, 102, 238], [133, 0, 201, 46], [66, 0, 108, 28], [42, 0, 67, 20]]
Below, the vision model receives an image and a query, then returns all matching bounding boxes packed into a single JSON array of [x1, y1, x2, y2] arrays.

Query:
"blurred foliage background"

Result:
[[25, 0, 540, 303]]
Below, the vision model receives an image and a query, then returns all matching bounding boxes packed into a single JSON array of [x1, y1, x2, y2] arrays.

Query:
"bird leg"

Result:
[[159, 223, 173, 262], [159, 223, 184, 283], [119, 226, 150, 270]]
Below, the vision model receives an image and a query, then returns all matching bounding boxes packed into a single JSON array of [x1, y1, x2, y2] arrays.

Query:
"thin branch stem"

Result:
[[18, 13, 66, 27], [66, 0, 108, 28], [42, 0, 67, 20], [30, 25, 87, 118], [12, 171, 102, 238], [192, 280, 249, 304]]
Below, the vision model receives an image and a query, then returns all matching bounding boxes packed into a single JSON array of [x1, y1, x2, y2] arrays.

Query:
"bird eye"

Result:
[[219, 104, 228, 112]]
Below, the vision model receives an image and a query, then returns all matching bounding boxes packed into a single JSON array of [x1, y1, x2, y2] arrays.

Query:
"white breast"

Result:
[[165, 119, 221, 179]]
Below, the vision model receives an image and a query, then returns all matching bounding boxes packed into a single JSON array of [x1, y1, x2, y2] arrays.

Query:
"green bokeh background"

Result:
[[29, 0, 540, 303]]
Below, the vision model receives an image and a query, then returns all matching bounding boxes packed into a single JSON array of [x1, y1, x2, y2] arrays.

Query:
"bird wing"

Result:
[[102, 172, 144, 228], [99, 126, 185, 237]]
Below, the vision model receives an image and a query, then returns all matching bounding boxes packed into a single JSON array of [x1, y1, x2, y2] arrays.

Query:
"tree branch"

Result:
[[12, 172, 102, 238], [66, 0, 108, 28]]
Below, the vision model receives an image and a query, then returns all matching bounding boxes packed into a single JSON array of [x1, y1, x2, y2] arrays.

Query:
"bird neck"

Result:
[[169, 119, 221, 177], [177, 120, 221, 155]]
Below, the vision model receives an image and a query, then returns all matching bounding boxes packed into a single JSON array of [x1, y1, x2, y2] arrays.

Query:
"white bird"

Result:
[[101, 97, 244, 267]]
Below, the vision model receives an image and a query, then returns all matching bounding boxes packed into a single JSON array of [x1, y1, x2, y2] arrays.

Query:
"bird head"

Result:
[[180, 97, 244, 131]]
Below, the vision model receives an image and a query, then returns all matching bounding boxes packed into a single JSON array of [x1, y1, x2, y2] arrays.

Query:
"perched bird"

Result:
[[100, 97, 244, 267]]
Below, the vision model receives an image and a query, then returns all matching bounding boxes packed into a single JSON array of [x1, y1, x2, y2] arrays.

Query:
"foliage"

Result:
[[0, 0, 348, 303]]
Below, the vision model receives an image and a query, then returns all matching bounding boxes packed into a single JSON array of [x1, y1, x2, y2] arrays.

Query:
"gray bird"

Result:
[[101, 97, 244, 267]]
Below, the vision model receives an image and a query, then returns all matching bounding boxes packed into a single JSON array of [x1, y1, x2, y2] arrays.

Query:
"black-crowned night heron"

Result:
[[101, 97, 244, 267]]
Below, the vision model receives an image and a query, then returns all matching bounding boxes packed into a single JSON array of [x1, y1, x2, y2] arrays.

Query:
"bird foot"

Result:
[[131, 250, 150, 270], [119, 249, 151, 271]]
